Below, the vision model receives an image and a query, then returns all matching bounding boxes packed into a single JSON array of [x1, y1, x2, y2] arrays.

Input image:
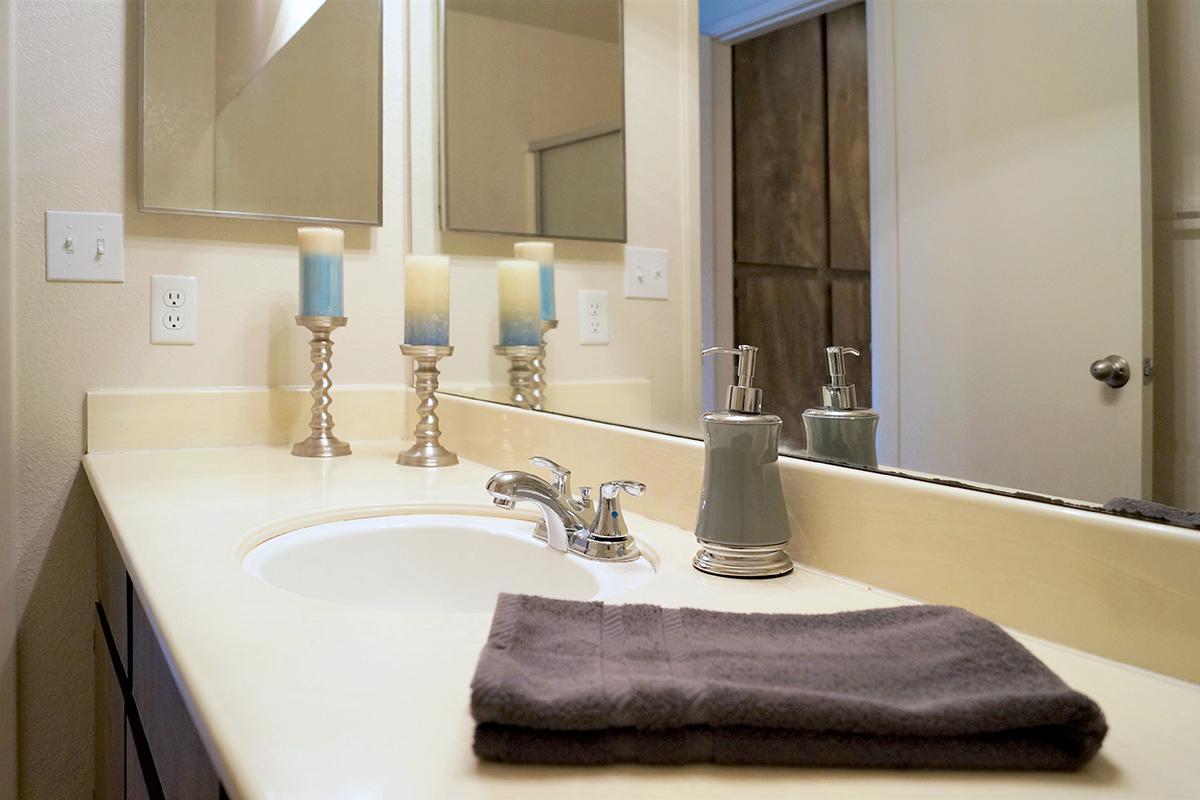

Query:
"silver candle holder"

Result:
[[527, 319, 557, 411], [493, 345, 541, 410], [398, 344, 458, 467], [292, 315, 352, 458]]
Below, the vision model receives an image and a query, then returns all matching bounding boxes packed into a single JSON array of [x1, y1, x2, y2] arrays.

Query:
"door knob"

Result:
[[1090, 354, 1131, 388]]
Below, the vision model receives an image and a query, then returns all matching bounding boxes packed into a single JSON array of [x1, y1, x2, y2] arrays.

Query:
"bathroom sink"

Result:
[[243, 511, 656, 612]]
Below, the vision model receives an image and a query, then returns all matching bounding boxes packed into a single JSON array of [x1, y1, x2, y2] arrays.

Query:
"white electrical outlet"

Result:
[[623, 245, 668, 300], [578, 289, 609, 345], [150, 275, 197, 345]]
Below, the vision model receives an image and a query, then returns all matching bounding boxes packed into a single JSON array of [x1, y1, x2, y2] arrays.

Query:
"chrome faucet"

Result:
[[528, 456, 596, 529], [485, 456, 642, 561]]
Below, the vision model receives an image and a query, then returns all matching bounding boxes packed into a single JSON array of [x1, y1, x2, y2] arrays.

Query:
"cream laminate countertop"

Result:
[[83, 440, 1200, 800]]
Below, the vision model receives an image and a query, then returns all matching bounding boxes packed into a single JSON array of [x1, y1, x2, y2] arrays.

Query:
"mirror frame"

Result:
[[437, 0, 629, 242], [137, 0, 385, 226]]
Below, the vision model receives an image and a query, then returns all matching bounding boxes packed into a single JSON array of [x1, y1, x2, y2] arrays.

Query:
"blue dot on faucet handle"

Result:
[[611, 511, 618, 519]]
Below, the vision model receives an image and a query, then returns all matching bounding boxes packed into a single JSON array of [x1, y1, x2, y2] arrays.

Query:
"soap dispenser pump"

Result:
[[802, 346, 880, 468], [692, 345, 792, 579]]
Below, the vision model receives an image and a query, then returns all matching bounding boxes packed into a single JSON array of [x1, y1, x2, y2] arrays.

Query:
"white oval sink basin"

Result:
[[244, 512, 656, 612]]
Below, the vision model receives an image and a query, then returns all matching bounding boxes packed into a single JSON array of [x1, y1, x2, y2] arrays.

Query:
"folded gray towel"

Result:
[[470, 594, 1107, 770], [1103, 496, 1200, 530]]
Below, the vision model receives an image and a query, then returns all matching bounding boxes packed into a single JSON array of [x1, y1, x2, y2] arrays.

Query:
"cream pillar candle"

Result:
[[514, 241, 556, 321], [404, 255, 451, 346], [297, 227, 345, 317], [497, 259, 541, 346]]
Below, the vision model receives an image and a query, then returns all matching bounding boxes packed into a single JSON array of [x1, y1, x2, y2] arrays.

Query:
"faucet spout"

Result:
[[485, 471, 586, 553]]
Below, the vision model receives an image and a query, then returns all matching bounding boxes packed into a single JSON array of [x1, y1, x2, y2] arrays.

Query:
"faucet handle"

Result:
[[529, 456, 571, 495], [591, 480, 645, 539], [600, 480, 645, 499]]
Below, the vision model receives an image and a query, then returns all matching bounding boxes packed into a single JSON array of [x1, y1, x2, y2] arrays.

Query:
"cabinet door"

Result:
[[97, 517, 129, 674], [131, 590, 221, 800], [127, 720, 152, 800], [94, 623, 125, 800]]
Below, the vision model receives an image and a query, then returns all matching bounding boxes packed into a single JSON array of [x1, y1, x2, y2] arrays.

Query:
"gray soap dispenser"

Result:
[[802, 346, 879, 468], [693, 345, 792, 579]]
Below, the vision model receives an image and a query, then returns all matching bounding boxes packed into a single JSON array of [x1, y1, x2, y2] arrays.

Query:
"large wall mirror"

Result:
[[412, 0, 1199, 531], [441, 0, 627, 241], [141, 0, 382, 224]]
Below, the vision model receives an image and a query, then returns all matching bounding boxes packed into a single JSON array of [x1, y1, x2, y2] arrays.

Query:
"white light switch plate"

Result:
[[578, 289, 609, 345], [624, 245, 668, 300], [45, 211, 124, 282], [150, 275, 197, 345]]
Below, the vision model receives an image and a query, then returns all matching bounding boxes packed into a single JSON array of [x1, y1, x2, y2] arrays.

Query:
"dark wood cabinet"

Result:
[[94, 623, 125, 800], [131, 588, 221, 800], [96, 519, 225, 800], [97, 516, 128, 673], [126, 721, 153, 800]]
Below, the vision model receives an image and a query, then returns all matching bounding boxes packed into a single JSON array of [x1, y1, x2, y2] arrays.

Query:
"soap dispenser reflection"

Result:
[[802, 346, 879, 469], [692, 345, 792, 579]]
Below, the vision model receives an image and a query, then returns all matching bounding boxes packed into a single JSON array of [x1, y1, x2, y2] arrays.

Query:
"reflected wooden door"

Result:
[[731, 3, 869, 453]]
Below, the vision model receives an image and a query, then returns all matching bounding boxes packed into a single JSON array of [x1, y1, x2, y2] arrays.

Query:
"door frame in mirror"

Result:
[[701, 0, 859, 44]]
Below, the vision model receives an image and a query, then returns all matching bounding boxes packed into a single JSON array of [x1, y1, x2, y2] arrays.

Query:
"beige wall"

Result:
[[10, 1, 406, 796], [1148, 0, 1200, 510], [412, 0, 704, 438], [1, 0, 19, 796], [443, 8, 621, 233]]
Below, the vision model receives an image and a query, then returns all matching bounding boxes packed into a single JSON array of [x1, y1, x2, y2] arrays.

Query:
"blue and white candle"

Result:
[[497, 259, 541, 346], [404, 254, 451, 346], [514, 241, 556, 321], [297, 226, 344, 317]]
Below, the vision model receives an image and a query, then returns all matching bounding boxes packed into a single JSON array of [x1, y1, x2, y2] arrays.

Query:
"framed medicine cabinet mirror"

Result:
[[140, 0, 383, 225]]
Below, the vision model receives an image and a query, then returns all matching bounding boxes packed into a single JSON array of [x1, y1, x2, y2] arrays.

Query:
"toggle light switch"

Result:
[[45, 210, 123, 282], [623, 245, 669, 300]]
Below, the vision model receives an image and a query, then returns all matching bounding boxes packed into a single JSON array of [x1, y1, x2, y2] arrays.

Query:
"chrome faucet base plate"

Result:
[[531, 525, 641, 562], [692, 540, 793, 579], [581, 537, 641, 562]]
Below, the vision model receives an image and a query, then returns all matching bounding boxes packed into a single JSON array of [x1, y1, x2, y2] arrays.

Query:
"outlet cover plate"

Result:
[[624, 245, 668, 300], [45, 211, 124, 282], [578, 289, 609, 345], [150, 275, 197, 345]]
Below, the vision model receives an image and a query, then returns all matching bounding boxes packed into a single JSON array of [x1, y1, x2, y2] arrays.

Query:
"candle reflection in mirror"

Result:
[[497, 258, 541, 346], [514, 241, 556, 321]]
